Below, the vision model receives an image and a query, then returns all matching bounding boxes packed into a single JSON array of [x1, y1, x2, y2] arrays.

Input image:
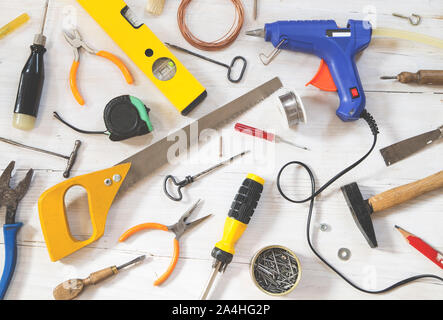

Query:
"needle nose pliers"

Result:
[[63, 28, 134, 106], [0, 161, 33, 299], [119, 199, 211, 286]]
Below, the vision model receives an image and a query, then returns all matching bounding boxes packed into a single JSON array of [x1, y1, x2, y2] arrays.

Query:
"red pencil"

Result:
[[395, 225, 443, 269]]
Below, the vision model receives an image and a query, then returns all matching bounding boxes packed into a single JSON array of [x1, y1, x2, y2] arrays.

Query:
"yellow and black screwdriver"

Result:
[[200, 174, 264, 300]]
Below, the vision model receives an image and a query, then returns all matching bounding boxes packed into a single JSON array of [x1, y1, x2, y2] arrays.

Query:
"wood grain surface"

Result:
[[0, 0, 441, 300]]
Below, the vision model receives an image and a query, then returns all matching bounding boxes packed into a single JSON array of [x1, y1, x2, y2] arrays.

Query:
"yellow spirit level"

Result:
[[76, 0, 207, 115]]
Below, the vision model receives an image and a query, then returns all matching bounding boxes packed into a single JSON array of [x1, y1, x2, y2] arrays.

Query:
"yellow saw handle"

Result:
[[38, 163, 131, 261]]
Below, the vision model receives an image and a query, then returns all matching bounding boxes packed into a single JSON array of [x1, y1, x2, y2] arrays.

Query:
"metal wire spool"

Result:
[[250, 245, 301, 296], [276, 90, 307, 129], [177, 0, 245, 51]]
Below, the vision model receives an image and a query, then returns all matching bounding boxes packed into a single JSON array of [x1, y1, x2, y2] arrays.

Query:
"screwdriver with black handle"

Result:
[[381, 70, 443, 85], [200, 174, 264, 300], [13, 0, 49, 131]]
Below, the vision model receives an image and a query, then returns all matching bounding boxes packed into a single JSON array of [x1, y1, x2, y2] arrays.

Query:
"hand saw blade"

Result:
[[380, 125, 442, 166], [116, 77, 283, 195]]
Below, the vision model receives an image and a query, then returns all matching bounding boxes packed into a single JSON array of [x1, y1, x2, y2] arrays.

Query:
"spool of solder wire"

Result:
[[276, 90, 307, 129]]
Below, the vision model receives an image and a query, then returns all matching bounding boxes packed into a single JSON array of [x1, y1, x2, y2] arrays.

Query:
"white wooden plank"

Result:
[[0, 0, 441, 300]]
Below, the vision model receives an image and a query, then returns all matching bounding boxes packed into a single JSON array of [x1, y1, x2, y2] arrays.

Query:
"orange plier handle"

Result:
[[118, 223, 179, 286], [70, 50, 134, 106]]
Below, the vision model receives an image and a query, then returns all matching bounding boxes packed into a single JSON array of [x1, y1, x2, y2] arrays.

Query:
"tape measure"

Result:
[[53, 95, 153, 142]]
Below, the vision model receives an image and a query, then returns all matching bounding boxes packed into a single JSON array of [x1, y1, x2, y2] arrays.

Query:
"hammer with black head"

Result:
[[341, 170, 443, 248]]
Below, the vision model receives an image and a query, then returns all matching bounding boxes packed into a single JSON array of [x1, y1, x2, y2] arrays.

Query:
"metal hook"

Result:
[[165, 43, 247, 83], [163, 175, 194, 201], [392, 13, 421, 26], [227, 56, 247, 83], [259, 39, 287, 65]]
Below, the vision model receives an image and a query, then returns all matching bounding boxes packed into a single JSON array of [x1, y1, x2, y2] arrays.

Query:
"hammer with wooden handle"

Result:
[[341, 170, 443, 248]]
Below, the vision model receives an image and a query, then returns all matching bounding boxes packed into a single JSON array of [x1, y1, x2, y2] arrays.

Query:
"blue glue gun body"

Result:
[[264, 20, 372, 121]]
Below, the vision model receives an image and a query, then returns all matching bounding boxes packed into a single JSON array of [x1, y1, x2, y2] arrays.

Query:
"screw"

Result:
[[104, 178, 112, 186], [320, 223, 329, 231], [113, 174, 121, 182]]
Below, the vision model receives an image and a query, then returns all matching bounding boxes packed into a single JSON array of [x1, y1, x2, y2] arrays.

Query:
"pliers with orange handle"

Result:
[[63, 29, 134, 105], [119, 199, 211, 286]]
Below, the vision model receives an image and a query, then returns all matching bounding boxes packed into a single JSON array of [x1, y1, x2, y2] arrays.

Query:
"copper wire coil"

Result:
[[177, 0, 245, 51]]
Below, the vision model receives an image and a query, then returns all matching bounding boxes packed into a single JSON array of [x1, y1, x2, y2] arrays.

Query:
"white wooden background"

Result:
[[0, 0, 441, 300]]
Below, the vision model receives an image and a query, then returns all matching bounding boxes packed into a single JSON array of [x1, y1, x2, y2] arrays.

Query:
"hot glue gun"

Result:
[[247, 20, 372, 122]]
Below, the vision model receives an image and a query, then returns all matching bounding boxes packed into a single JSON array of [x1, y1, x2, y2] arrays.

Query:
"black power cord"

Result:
[[276, 110, 443, 294], [53, 112, 107, 135]]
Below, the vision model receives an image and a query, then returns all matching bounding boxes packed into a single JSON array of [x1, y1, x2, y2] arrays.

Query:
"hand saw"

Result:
[[38, 78, 283, 261], [76, 0, 206, 115], [380, 125, 442, 166]]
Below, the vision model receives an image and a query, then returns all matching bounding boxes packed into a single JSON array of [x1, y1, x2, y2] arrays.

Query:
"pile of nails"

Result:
[[252, 247, 299, 295]]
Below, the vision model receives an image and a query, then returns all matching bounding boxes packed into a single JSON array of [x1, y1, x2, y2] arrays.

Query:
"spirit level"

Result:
[[76, 0, 207, 115]]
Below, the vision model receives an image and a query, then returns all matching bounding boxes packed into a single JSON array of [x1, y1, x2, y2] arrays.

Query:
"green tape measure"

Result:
[[54, 95, 154, 141], [104, 95, 153, 141]]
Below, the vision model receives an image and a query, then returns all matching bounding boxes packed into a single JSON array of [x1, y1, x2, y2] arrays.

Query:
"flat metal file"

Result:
[[380, 125, 442, 166]]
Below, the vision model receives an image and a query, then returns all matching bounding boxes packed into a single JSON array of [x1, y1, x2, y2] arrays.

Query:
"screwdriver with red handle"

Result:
[[235, 123, 308, 150]]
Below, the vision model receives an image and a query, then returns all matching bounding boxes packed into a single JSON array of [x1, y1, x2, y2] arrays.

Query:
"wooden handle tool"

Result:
[[146, 0, 166, 16], [381, 70, 443, 85], [369, 170, 443, 213], [53, 255, 145, 300]]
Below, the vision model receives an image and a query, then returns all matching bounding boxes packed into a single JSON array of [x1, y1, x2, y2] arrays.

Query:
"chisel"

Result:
[[200, 174, 264, 300], [380, 125, 442, 166], [381, 70, 443, 85]]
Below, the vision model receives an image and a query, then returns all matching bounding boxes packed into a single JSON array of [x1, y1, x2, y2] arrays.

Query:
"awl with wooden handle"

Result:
[[53, 255, 145, 300], [381, 70, 443, 85], [380, 125, 442, 166]]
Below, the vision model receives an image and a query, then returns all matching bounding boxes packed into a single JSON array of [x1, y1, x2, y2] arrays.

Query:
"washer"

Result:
[[338, 248, 351, 261]]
